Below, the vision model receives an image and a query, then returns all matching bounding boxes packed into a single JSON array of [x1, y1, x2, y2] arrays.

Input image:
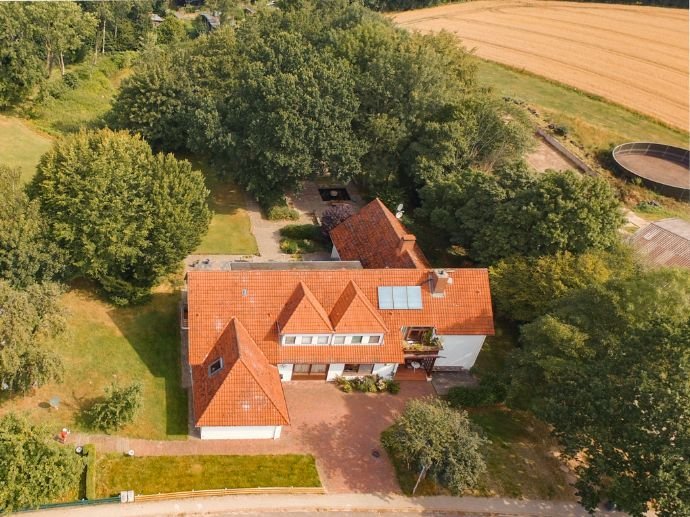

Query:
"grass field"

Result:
[[96, 454, 321, 497], [477, 60, 688, 151], [0, 285, 188, 440], [0, 116, 53, 183], [393, 0, 689, 130], [194, 168, 259, 255], [27, 55, 132, 136]]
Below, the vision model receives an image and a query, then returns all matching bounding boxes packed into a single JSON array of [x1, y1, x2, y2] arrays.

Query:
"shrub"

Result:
[[83, 444, 97, 500], [279, 224, 328, 255], [62, 72, 80, 89], [382, 398, 486, 495], [446, 373, 507, 408], [320, 204, 355, 237], [279, 239, 301, 255], [85, 382, 143, 432], [280, 224, 323, 241], [335, 375, 398, 394], [266, 205, 299, 221]]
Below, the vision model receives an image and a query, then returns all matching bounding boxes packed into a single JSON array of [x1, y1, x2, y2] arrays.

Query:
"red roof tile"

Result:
[[193, 318, 289, 427], [277, 282, 334, 334], [187, 268, 494, 368], [330, 280, 388, 334], [329, 199, 430, 269]]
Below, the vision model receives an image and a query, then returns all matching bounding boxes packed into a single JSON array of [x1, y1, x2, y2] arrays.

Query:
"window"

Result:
[[333, 335, 346, 344], [300, 336, 314, 345], [358, 364, 374, 375], [406, 327, 432, 343], [351, 335, 363, 344], [284, 336, 296, 345], [368, 335, 381, 344], [317, 336, 329, 344], [294, 364, 310, 374], [343, 364, 359, 375], [208, 358, 223, 376]]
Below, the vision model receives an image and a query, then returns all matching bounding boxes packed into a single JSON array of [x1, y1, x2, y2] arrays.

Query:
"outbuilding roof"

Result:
[[629, 218, 690, 268], [329, 199, 430, 269]]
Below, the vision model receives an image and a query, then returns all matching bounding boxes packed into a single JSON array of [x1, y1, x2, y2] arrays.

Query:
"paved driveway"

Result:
[[73, 381, 434, 494]]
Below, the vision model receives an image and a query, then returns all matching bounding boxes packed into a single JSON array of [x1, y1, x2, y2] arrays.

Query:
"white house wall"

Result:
[[278, 364, 293, 381], [373, 363, 397, 379], [327, 364, 345, 380], [331, 245, 340, 260], [199, 426, 282, 440], [435, 335, 486, 369]]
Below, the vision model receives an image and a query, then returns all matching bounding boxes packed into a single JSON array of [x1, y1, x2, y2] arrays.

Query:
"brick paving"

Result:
[[71, 381, 434, 494]]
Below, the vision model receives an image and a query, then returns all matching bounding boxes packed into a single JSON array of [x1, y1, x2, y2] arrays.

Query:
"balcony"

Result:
[[401, 327, 442, 355]]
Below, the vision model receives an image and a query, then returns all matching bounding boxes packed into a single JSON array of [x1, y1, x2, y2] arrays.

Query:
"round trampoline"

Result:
[[612, 142, 689, 201]]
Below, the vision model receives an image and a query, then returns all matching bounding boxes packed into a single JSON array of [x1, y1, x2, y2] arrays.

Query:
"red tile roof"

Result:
[[329, 199, 430, 269], [187, 268, 494, 368], [277, 282, 334, 334], [330, 280, 388, 334], [192, 318, 289, 427]]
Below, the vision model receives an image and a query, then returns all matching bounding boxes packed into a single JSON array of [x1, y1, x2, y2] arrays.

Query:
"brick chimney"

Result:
[[399, 234, 416, 253], [431, 269, 451, 296]]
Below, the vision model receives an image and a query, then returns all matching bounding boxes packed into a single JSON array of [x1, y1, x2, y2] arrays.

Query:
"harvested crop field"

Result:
[[393, 1, 689, 131]]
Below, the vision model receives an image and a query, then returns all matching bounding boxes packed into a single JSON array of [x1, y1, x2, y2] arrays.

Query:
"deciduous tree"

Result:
[[0, 414, 82, 512], [382, 397, 486, 494], [31, 129, 211, 304], [509, 269, 690, 515]]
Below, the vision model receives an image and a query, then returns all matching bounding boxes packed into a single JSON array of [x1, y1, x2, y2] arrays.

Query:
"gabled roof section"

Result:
[[330, 280, 388, 333], [629, 218, 690, 268], [277, 281, 334, 334], [329, 198, 430, 269], [193, 318, 289, 428]]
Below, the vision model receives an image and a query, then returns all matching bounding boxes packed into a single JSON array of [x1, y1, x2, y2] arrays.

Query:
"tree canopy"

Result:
[[382, 397, 486, 494], [30, 129, 211, 304], [490, 246, 638, 322], [508, 268, 690, 515], [110, 0, 532, 207], [416, 164, 622, 264], [0, 166, 64, 289], [0, 414, 82, 512], [0, 281, 65, 394]]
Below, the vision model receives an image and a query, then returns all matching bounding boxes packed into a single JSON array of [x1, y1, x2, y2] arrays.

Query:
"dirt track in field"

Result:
[[393, 1, 689, 131]]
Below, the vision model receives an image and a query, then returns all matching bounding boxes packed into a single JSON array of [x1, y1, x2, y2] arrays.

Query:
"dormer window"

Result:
[[208, 358, 224, 376]]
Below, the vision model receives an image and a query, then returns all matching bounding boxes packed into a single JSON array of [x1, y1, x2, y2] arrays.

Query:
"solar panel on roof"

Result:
[[378, 287, 394, 309], [378, 285, 423, 309], [406, 286, 422, 309], [392, 286, 407, 308]]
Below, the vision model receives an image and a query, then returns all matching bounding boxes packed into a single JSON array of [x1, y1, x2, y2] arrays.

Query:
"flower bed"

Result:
[[335, 375, 400, 394]]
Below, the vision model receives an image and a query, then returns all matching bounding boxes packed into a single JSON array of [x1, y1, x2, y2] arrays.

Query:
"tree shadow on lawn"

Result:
[[107, 291, 188, 437]]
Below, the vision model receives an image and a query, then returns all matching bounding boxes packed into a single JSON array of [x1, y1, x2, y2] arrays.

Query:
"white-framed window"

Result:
[[317, 336, 330, 344], [368, 335, 381, 344], [300, 335, 314, 345], [282, 334, 332, 346], [351, 335, 363, 344], [284, 336, 296, 345], [208, 358, 224, 377], [331, 334, 383, 345], [333, 335, 346, 344]]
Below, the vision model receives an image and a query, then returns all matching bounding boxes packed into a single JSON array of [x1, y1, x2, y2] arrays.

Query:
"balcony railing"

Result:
[[401, 339, 442, 354]]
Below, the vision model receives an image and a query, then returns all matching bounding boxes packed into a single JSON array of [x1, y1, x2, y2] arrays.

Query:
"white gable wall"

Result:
[[200, 425, 282, 440], [435, 335, 486, 369]]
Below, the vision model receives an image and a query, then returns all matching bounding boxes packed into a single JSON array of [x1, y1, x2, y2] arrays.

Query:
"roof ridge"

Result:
[[231, 316, 290, 424]]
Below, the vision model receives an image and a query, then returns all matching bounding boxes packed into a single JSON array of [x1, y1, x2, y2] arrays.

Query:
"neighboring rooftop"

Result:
[[329, 198, 430, 269], [629, 218, 690, 268]]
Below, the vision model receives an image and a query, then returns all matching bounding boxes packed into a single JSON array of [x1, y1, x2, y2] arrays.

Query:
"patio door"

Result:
[[292, 363, 328, 380]]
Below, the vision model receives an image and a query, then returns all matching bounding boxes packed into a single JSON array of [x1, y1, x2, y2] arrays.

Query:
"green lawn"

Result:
[[470, 408, 574, 500], [477, 59, 688, 151], [96, 454, 321, 497], [471, 319, 518, 377], [27, 55, 132, 136], [0, 286, 188, 439], [0, 116, 53, 183], [193, 163, 259, 255]]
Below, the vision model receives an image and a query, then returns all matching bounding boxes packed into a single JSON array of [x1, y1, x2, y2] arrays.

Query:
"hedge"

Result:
[[83, 444, 97, 500]]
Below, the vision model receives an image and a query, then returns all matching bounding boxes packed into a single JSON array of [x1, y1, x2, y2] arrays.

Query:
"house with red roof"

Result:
[[182, 199, 494, 439]]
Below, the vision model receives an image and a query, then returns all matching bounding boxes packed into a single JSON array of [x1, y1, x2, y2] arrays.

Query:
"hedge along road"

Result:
[[392, 0, 689, 131]]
